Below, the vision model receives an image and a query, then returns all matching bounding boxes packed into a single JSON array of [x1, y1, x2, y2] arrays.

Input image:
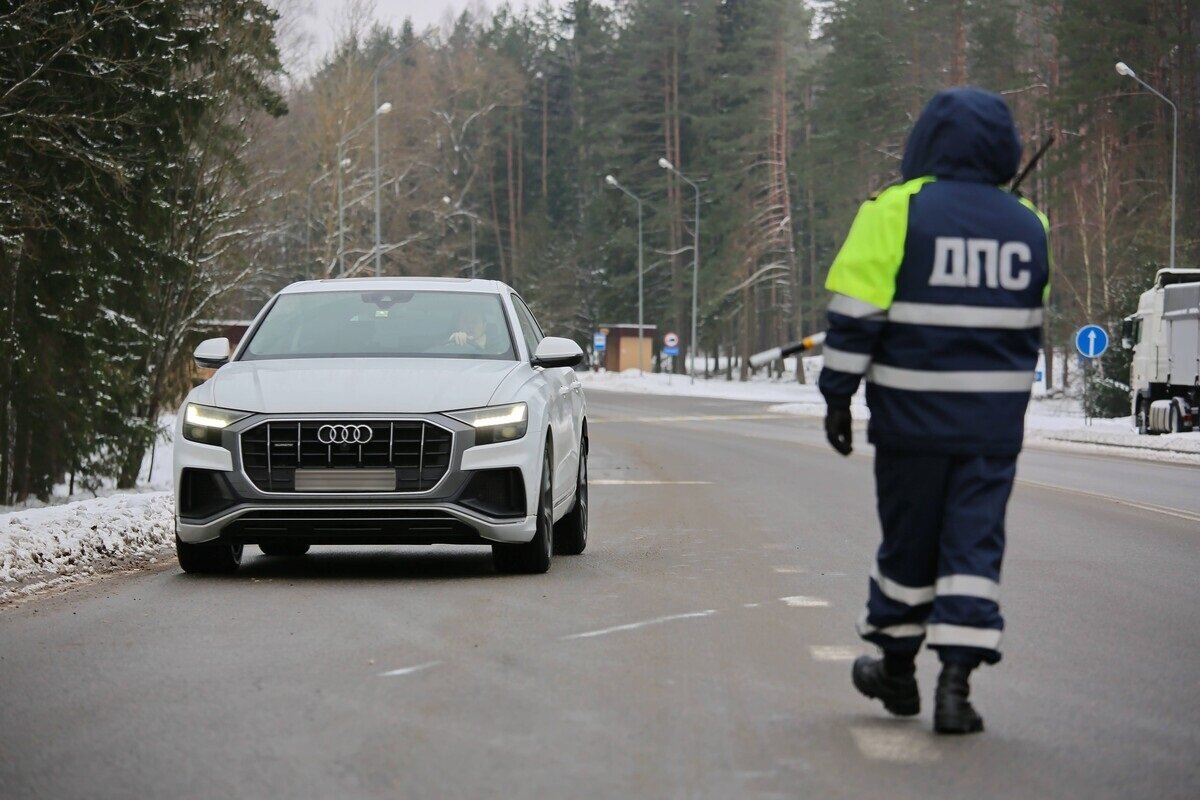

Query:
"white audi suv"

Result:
[[173, 278, 588, 575]]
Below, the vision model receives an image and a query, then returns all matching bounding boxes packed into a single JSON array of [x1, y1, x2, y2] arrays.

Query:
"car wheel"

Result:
[[176, 536, 242, 574], [555, 436, 587, 555], [258, 543, 310, 557], [492, 444, 553, 574]]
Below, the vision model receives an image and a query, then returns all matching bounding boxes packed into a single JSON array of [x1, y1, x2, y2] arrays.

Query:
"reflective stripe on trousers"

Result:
[[860, 449, 1015, 664]]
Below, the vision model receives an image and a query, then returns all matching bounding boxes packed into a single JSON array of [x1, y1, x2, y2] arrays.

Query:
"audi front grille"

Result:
[[240, 420, 453, 493]]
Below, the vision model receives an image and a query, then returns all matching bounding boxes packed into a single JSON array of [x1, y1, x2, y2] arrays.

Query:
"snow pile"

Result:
[[0, 492, 174, 593]]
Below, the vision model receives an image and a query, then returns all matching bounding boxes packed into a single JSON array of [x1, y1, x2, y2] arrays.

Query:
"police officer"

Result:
[[818, 87, 1049, 734]]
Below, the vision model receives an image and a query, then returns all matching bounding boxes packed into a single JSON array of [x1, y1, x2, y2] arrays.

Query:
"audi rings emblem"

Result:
[[317, 424, 373, 445]]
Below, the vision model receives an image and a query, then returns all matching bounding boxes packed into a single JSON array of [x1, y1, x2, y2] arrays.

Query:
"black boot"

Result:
[[934, 663, 984, 734], [851, 655, 920, 717]]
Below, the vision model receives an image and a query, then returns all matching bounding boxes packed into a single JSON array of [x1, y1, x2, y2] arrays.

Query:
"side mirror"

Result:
[[532, 336, 584, 369], [194, 337, 231, 369]]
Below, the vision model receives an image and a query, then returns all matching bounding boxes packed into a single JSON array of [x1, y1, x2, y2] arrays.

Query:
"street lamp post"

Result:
[[305, 170, 332, 254], [1116, 61, 1178, 269], [605, 175, 646, 375], [373, 53, 404, 277], [442, 196, 479, 277], [659, 157, 700, 383], [336, 102, 392, 277]]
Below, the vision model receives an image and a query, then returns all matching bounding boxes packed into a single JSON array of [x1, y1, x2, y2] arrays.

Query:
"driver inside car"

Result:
[[447, 309, 488, 350]]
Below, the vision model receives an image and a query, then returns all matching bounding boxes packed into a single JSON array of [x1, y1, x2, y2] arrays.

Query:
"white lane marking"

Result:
[[591, 414, 791, 424], [809, 645, 861, 661], [378, 661, 441, 678], [850, 726, 941, 764], [781, 595, 831, 608], [1015, 478, 1200, 524], [773, 567, 807, 574], [561, 610, 717, 640], [742, 603, 762, 608], [591, 480, 713, 485]]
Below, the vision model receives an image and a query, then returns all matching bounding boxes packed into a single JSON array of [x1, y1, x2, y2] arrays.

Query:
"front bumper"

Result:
[[174, 411, 540, 546]]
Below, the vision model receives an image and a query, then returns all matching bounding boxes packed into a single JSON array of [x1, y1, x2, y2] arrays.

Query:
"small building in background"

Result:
[[596, 323, 656, 373]]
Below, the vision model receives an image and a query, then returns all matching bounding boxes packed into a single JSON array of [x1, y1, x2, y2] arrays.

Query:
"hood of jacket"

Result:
[[901, 87, 1022, 185]]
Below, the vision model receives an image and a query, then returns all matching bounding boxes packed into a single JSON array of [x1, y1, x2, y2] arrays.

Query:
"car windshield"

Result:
[[240, 289, 516, 361]]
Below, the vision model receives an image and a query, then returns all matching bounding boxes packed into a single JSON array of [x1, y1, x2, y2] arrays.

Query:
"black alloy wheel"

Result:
[[555, 436, 588, 555], [492, 443, 553, 574], [176, 536, 243, 574]]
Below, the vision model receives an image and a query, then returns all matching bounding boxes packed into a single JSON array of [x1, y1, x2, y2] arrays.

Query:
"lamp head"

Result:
[[605, 175, 617, 187], [377, 102, 393, 115], [658, 157, 673, 170], [1115, 62, 1134, 78], [442, 195, 452, 205]]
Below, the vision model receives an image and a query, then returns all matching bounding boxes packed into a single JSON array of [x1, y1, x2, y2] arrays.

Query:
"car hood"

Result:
[[209, 358, 521, 414]]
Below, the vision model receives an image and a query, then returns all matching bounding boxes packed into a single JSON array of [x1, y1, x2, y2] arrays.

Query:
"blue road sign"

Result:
[[593, 332, 607, 351], [1075, 324, 1109, 359], [662, 345, 680, 357]]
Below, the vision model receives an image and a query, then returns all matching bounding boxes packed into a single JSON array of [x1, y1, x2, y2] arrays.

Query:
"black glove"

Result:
[[824, 398, 853, 456]]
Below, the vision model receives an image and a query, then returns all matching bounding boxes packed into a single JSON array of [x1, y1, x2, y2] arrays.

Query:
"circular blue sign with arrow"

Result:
[[1074, 324, 1109, 359]]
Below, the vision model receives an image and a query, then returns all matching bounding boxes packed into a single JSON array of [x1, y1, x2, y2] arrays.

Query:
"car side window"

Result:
[[511, 295, 543, 358]]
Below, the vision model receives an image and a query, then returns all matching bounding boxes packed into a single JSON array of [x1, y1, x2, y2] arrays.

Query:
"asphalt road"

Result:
[[1, 389, 1197, 799]]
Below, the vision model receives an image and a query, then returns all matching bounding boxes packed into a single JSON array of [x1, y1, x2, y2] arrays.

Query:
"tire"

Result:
[[1136, 399, 1149, 435], [258, 543, 310, 557], [555, 436, 588, 555], [1168, 403, 1183, 434], [176, 536, 243, 574], [493, 444, 553, 574]]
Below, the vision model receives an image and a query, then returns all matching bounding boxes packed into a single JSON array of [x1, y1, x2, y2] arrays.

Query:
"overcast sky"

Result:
[[297, 0, 563, 69]]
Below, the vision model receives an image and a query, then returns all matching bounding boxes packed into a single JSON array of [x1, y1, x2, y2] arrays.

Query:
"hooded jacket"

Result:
[[817, 88, 1050, 455]]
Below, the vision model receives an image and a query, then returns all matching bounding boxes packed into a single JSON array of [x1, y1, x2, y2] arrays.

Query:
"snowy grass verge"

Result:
[[0, 492, 174, 602]]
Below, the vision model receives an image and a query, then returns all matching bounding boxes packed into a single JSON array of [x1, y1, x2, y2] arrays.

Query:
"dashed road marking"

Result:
[[850, 726, 941, 764], [742, 603, 762, 608], [378, 661, 441, 678], [781, 595, 831, 608], [560, 610, 717, 640], [773, 567, 807, 574], [591, 480, 713, 486], [809, 645, 861, 661], [591, 414, 791, 424]]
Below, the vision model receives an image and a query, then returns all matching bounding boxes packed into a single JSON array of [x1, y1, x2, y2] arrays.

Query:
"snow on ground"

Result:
[[579, 366, 1200, 465], [1, 417, 177, 600]]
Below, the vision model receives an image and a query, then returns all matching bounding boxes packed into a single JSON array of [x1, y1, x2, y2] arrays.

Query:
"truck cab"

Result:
[[1122, 268, 1200, 434]]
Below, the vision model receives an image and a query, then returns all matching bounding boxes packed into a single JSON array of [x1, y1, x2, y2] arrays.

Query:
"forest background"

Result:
[[1, 0, 1195, 502]]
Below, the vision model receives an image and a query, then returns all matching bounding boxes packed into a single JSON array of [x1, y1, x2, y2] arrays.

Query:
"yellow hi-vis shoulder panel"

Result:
[[825, 177, 934, 311], [1017, 195, 1052, 303]]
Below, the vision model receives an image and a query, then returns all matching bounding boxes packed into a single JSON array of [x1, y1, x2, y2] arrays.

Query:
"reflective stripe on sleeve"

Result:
[[823, 346, 872, 375], [857, 612, 927, 640], [867, 364, 1034, 393], [925, 623, 1002, 650], [871, 564, 935, 606], [888, 302, 1043, 329], [935, 574, 1001, 602], [829, 293, 887, 319]]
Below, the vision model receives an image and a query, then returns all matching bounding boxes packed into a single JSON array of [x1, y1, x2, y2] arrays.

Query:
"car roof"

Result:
[[279, 277, 509, 295]]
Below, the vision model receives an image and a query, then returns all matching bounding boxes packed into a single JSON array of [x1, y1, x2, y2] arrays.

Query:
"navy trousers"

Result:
[[858, 448, 1016, 667]]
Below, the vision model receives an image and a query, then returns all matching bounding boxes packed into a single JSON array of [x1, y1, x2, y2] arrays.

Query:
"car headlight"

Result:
[[449, 402, 528, 446], [183, 403, 249, 446]]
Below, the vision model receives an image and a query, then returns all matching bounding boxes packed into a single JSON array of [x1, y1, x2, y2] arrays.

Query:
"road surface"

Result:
[[1, 390, 1196, 799]]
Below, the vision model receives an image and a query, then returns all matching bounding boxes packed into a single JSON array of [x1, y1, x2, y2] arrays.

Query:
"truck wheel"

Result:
[[1168, 404, 1183, 434], [1136, 400, 1148, 435]]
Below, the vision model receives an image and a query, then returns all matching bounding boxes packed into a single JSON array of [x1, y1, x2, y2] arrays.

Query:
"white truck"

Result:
[[1121, 268, 1200, 434]]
